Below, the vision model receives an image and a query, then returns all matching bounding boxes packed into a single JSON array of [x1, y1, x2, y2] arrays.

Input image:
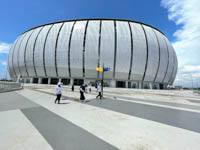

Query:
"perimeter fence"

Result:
[[0, 81, 22, 93]]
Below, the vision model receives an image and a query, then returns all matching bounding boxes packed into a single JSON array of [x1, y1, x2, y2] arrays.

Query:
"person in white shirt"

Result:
[[96, 84, 102, 99], [55, 83, 62, 104]]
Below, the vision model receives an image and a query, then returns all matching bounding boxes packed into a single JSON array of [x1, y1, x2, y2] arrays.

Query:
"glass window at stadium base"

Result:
[[8, 18, 178, 89]]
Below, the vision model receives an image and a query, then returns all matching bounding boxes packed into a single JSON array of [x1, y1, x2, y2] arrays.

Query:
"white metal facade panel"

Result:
[[8, 37, 20, 78], [115, 21, 131, 80], [7, 44, 14, 77], [173, 56, 178, 82], [169, 50, 175, 84], [70, 21, 87, 78], [45, 23, 62, 77], [34, 25, 52, 77], [163, 38, 174, 83], [12, 33, 26, 77], [143, 25, 159, 82], [85, 21, 100, 79], [169, 49, 177, 84], [154, 30, 168, 83], [56, 22, 74, 78], [18, 30, 34, 77], [8, 19, 178, 85], [171, 54, 178, 84], [99, 21, 115, 79], [129, 23, 147, 81], [26, 27, 42, 77], [174, 51, 178, 83]]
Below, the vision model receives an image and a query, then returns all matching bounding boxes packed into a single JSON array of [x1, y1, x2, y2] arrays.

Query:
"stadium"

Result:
[[7, 18, 178, 89]]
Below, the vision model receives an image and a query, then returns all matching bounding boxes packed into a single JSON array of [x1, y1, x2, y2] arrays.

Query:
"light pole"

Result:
[[101, 63, 104, 97]]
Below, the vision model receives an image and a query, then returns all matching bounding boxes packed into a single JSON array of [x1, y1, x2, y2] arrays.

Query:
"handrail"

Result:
[[0, 81, 22, 93]]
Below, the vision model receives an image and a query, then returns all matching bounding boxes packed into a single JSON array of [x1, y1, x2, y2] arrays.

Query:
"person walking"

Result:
[[71, 84, 74, 92], [96, 84, 102, 99], [85, 84, 88, 93], [80, 84, 85, 102], [55, 83, 62, 104], [88, 84, 92, 93]]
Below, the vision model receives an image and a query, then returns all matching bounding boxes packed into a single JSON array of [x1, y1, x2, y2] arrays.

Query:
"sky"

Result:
[[0, 0, 199, 87]]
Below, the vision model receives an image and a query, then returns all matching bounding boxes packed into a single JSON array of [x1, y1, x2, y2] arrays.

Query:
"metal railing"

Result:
[[0, 81, 22, 92]]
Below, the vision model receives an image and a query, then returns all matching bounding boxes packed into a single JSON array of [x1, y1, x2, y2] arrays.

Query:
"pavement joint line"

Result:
[[34, 88, 200, 113], [115, 97, 200, 113], [103, 94, 200, 112], [28, 88, 200, 133], [0, 90, 118, 149], [26, 85, 200, 101], [0, 105, 40, 113], [3, 87, 200, 149], [86, 98, 200, 133], [0, 91, 41, 112], [21, 106, 119, 150]]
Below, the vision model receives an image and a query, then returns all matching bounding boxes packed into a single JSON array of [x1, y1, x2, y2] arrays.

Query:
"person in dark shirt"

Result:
[[71, 84, 74, 92], [80, 85, 85, 102]]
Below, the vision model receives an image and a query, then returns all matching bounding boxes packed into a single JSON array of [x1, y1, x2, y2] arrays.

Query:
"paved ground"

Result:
[[1, 84, 200, 150]]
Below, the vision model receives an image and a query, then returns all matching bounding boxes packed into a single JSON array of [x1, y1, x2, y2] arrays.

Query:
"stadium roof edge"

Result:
[[21, 18, 165, 36]]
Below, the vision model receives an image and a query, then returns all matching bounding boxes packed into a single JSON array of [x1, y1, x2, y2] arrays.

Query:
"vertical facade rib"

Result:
[[141, 25, 149, 82], [70, 21, 87, 78], [128, 22, 134, 81], [32, 27, 44, 77], [115, 21, 132, 80], [152, 29, 161, 82], [129, 23, 147, 81], [8, 19, 177, 87], [45, 23, 63, 77], [113, 21, 117, 79], [13, 34, 26, 78], [172, 55, 178, 84], [23, 30, 35, 77], [55, 23, 64, 77], [9, 37, 20, 78], [35, 25, 53, 77], [163, 38, 174, 83], [56, 22, 74, 77], [143, 25, 159, 82], [43, 24, 54, 77], [169, 50, 176, 84], [100, 21, 115, 79], [17, 34, 27, 76], [154, 30, 168, 83], [162, 37, 170, 83], [82, 20, 89, 78], [85, 21, 100, 79], [68, 21, 76, 78]]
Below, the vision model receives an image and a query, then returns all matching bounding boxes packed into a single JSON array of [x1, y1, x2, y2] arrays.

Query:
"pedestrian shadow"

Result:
[[85, 100, 90, 102], [80, 100, 90, 103], [57, 102, 70, 104], [61, 98, 68, 100]]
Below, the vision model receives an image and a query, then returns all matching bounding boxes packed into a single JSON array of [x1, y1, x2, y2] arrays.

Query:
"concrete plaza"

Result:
[[1, 84, 200, 150]]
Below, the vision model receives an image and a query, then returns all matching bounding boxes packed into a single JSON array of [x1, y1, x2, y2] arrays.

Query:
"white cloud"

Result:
[[161, 0, 200, 87], [2, 61, 7, 66], [0, 42, 11, 54], [0, 60, 7, 66], [183, 65, 200, 72]]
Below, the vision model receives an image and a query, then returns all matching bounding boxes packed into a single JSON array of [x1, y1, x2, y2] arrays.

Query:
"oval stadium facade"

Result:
[[8, 18, 178, 89]]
